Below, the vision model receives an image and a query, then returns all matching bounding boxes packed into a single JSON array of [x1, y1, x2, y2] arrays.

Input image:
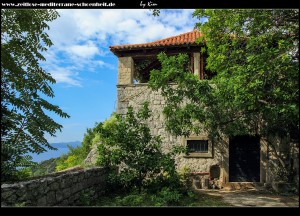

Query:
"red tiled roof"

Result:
[[110, 29, 203, 52]]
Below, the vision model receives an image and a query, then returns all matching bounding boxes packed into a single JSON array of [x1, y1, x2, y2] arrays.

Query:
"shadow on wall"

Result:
[[216, 137, 229, 184]]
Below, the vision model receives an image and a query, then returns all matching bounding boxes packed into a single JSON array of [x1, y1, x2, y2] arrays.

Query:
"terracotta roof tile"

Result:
[[110, 29, 203, 52]]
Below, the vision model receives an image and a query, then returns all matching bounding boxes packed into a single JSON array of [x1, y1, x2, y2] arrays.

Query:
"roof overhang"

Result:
[[110, 29, 205, 57]]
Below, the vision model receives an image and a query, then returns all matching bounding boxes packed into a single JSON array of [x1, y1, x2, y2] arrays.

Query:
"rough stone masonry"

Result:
[[1, 167, 107, 206], [116, 84, 225, 176]]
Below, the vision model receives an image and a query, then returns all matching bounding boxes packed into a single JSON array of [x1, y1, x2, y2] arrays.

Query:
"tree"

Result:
[[81, 127, 96, 157], [1, 9, 70, 181], [55, 114, 117, 172], [96, 102, 181, 193], [149, 9, 299, 182]]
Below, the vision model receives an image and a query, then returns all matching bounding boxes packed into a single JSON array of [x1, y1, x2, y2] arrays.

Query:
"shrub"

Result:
[[150, 187, 183, 206], [116, 194, 144, 206], [96, 102, 185, 193], [56, 146, 86, 171]]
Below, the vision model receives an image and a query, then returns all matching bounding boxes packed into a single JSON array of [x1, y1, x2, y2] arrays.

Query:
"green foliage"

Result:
[[96, 192, 148, 206], [178, 165, 193, 188], [55, 145, 85, 171], [103, 189, 183, 206], [86, 113, 117, 148], [101, 112, 117, 130], [1, 9, 70, 182], [14, 167, 32, 180], [30, 158, 58, 176], [55, 127, 94, 171], [192, 9, 299, 138], [134, 59, 153, 83], [95, 190, 230, 207], [14, 202, 27, 207], [91, 133, 101, 146], [81, 127, 95, 154], [149, 9, 299, 182], [150, 9, 160, 17], [150, 187, 182, 206], [115, 194, 145, 206], [79, 189, 96, 206], [96, 102, 184, 193], [55, 113, 117, 171], [149, 53, 211, 137]]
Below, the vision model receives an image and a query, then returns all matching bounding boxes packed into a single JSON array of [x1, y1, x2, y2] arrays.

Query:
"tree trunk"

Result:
[[265, 136, 293, 182]]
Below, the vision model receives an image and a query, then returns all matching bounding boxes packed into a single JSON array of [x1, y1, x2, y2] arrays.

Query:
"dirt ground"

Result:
[[196, 189, 299, 207]]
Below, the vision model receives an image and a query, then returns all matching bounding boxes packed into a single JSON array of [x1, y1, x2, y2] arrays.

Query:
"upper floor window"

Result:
[[132, 52, 215, 84]]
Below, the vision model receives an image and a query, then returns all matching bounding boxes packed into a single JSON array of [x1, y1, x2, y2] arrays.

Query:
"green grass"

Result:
[[92, 190, 231, 207]]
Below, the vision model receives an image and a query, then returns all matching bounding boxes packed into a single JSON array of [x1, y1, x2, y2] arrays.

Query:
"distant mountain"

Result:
[[50, 141, 81, 148], [29, 141, 82, 162]]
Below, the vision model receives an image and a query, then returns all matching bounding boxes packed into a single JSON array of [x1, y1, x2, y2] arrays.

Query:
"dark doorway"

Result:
[[229, 135, 260, 182]]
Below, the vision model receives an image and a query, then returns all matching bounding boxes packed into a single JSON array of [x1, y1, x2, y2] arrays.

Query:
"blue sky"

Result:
[[42, 9, 200, 143]]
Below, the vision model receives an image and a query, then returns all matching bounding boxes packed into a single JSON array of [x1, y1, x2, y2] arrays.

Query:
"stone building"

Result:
[[109, 29, 299, 189]]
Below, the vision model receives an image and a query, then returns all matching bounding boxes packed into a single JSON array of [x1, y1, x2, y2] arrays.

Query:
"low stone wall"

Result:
[[1, 167, 108, 206]]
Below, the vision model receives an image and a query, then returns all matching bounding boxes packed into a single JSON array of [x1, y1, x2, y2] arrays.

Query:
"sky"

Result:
[[42, 9, 200, 143]]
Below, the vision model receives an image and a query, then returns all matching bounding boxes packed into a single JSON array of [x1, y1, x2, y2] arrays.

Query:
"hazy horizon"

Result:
[[29, 141, 82, 162]]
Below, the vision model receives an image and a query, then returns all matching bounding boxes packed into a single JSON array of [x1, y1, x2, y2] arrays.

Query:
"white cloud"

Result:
[[49, 67, 82, 87], [96, 60, 116, 70], [159, 9, 196, 28], [67, 41, 99, 58], [49, 9, 198, 47], [47, 9, 81, 46], [45, 9, 199, 87]]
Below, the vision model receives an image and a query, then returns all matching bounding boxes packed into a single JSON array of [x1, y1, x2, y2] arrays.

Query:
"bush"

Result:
[[55, 113, 117, 172], [96, 102, 185, 193], [14, 167, 32, 180], [116, 194, 144, 206], [151, 187, 183, 206], [56, 146, 86, 171], [79, 190, 96, 206]]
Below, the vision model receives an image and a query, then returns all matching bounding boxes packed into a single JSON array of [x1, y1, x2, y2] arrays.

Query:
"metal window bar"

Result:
[[187, 140, 208, 153]]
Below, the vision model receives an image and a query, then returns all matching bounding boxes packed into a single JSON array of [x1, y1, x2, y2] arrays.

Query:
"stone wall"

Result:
[[1, 167, 107, 206], [116, 84, 298, 186], [117, 57, 134, 85], [117, 84, 226, 183]]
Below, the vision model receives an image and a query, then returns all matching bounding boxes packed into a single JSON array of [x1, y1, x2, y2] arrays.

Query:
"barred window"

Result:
[[187, 140, 208, 153]]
